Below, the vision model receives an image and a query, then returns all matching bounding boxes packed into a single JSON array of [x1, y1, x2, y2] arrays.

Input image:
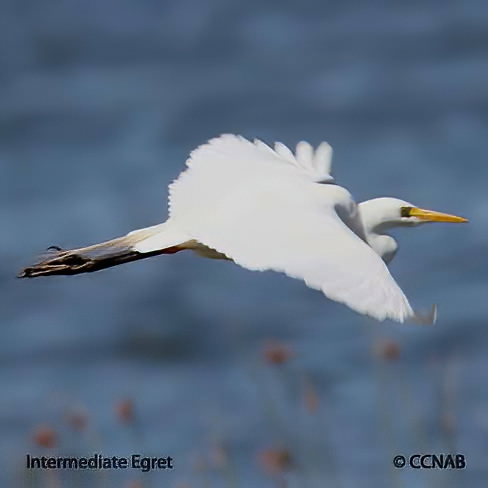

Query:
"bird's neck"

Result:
[[357, 202, 399, 263], [365, 233, 398, 263]]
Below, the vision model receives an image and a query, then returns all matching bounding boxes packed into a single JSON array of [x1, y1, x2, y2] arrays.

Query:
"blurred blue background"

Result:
[[1, 0, 487, 487]]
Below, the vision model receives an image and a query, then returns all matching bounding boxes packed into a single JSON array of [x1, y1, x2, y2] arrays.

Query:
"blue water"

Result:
[[1, 1, 488, 487]]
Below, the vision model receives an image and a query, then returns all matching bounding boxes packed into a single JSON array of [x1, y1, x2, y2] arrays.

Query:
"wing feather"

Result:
[[295, 141, 314, 169], [313, 142, 333, 177], [274, 142, 295, 163]]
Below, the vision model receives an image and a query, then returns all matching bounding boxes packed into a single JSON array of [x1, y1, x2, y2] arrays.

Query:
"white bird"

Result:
[[19, 134, 468, 323]]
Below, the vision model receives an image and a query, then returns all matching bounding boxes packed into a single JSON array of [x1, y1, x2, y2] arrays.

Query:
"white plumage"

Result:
[[21, 134, 468, 323], [136, 135, 413, 322]]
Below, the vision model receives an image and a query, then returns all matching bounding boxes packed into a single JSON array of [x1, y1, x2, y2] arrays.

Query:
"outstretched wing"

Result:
[[139, 134, 415, 322]]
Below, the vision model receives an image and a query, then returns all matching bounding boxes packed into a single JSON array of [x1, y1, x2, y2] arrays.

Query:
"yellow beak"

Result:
[[409, 207, 468, 223]]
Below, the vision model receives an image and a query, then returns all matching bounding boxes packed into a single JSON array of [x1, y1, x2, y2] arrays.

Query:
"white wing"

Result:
[[140, 135, 414, 322]]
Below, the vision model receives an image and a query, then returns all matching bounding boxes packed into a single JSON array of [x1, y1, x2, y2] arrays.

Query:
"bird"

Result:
[[18, 134, 468, 323]]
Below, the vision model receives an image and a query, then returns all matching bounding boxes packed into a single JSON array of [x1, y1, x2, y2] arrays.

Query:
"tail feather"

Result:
[[18, 223, 185, 278]]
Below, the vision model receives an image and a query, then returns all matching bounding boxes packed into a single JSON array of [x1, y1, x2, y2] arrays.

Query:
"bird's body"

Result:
[[19, 135, 467, 323]]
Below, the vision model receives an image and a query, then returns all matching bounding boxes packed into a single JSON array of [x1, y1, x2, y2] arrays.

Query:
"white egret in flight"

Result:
[[19, 135, 467, 323]]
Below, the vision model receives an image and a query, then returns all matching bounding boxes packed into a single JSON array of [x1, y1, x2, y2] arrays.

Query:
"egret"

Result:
[[19, 135, 467, 323]]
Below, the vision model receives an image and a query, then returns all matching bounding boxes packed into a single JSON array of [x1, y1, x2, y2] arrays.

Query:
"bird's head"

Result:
[[359, 197, 468, 232], [358, 197, 468, 263]]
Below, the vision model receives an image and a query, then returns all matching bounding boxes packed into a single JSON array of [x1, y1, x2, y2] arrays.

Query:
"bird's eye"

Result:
[[400, 206, 413, 218]]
